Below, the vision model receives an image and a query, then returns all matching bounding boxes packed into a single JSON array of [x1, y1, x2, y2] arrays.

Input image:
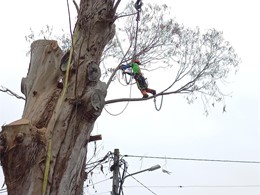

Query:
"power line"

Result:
[[126, 173, 158, 195], [123, 154, 260, 164], [85, 178, 111, 187], [85, 191, 111, 195], [124, 185, 260, 188], [0, 188, 7, 194]]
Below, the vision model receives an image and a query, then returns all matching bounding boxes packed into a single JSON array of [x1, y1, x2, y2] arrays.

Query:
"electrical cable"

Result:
[[85, 152, 113, 176], [119, 159, 128, 195], [85, 190, 112, 195], [126, 173, 158, 195], [85, 178, 112, 187], [123, 154, 260, 164], [0, 188, 7, 194], [86, 152, 112, 166], [124, 184, 260, 188]]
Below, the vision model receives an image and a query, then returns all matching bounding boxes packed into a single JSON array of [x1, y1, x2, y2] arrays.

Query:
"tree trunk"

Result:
[[0, 0, 117, 194]]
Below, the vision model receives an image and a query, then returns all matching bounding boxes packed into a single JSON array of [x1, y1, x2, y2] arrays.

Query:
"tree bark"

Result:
[[0, 0, 117, 194]]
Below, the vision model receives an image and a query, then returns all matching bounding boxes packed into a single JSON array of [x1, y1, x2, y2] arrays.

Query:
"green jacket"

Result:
[[130, 62, 141, 74]]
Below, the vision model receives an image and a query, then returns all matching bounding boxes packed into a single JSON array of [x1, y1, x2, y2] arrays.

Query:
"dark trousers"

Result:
[[134, 74, 155, 96]]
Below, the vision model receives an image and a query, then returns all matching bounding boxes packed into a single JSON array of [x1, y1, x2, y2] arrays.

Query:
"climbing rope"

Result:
[[116, 68, 132, 86], [119, 0, 142, 85], [153, 94, 164, 111], [42, 27, 78, 194], [104, 80, 133, 116], [117, 0, 142, 85], [133, 0, 142, 59], [123, 72, 133, 85], [42, 1, 79, 194], [113, 0, 164, 112], [135, 0, 165, 111]]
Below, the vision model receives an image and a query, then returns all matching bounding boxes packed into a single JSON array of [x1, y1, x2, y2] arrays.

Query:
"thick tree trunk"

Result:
[[0, 0, 117, 194]]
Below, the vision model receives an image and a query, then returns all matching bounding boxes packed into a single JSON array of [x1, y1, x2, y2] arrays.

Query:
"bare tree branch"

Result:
[[105, 37, 133, 89], [0, 86, 25, 100], [105, 90, 180, 105], [116, 12, 137, 20], [99, 3, 240, 112], [73, 0, 80, 14]]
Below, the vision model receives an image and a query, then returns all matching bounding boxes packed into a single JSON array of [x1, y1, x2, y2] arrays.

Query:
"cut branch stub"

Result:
[[21, 40, 63, 125], [79, 86, 106, 122], [0, 119, 46, 194], [21, 40, 62, 99], [89, 134, 102, 142], [87, 61, 101, 83], [59, 50, 75, 72], [86, 89, 105, 121], [91, 90, 103, 111]]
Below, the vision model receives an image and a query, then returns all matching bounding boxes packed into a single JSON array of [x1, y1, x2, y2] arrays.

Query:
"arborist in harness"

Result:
[[120, 59, 156, 98]]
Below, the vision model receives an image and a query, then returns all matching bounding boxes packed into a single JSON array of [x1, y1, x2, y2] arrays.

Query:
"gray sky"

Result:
[[0, 0, 259, 195]]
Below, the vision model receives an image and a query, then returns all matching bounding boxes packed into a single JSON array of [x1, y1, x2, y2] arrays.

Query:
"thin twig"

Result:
[[73, 0, 80, 14], [106, 41, 133, 89], [0, 86, 25, 100], [115, 12, 137, 20]]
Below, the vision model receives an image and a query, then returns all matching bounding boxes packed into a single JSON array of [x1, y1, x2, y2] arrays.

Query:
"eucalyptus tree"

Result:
[[0, 1, 239, 195]]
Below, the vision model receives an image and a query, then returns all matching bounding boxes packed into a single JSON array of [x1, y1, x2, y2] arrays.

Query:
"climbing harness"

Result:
[[134, 74, 147, 90]]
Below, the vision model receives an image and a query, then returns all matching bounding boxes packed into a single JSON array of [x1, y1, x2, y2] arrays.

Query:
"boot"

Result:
[[146, 88, 156, 95], [142, 94, 149, 98], [141, 90, 149, 98]]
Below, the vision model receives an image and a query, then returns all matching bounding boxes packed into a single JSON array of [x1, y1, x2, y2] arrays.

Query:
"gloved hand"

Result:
[[120, 64, 130, 70]]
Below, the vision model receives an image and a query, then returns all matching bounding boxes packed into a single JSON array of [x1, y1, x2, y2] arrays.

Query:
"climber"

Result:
[[120, 59, 156, 98]]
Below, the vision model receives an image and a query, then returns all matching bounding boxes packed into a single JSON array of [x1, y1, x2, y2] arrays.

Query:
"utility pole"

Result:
[[112, 149, 120, 195]]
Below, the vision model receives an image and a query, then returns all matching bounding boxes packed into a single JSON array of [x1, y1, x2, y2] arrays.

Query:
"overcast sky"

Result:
[[0, 0, 259, 195]]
